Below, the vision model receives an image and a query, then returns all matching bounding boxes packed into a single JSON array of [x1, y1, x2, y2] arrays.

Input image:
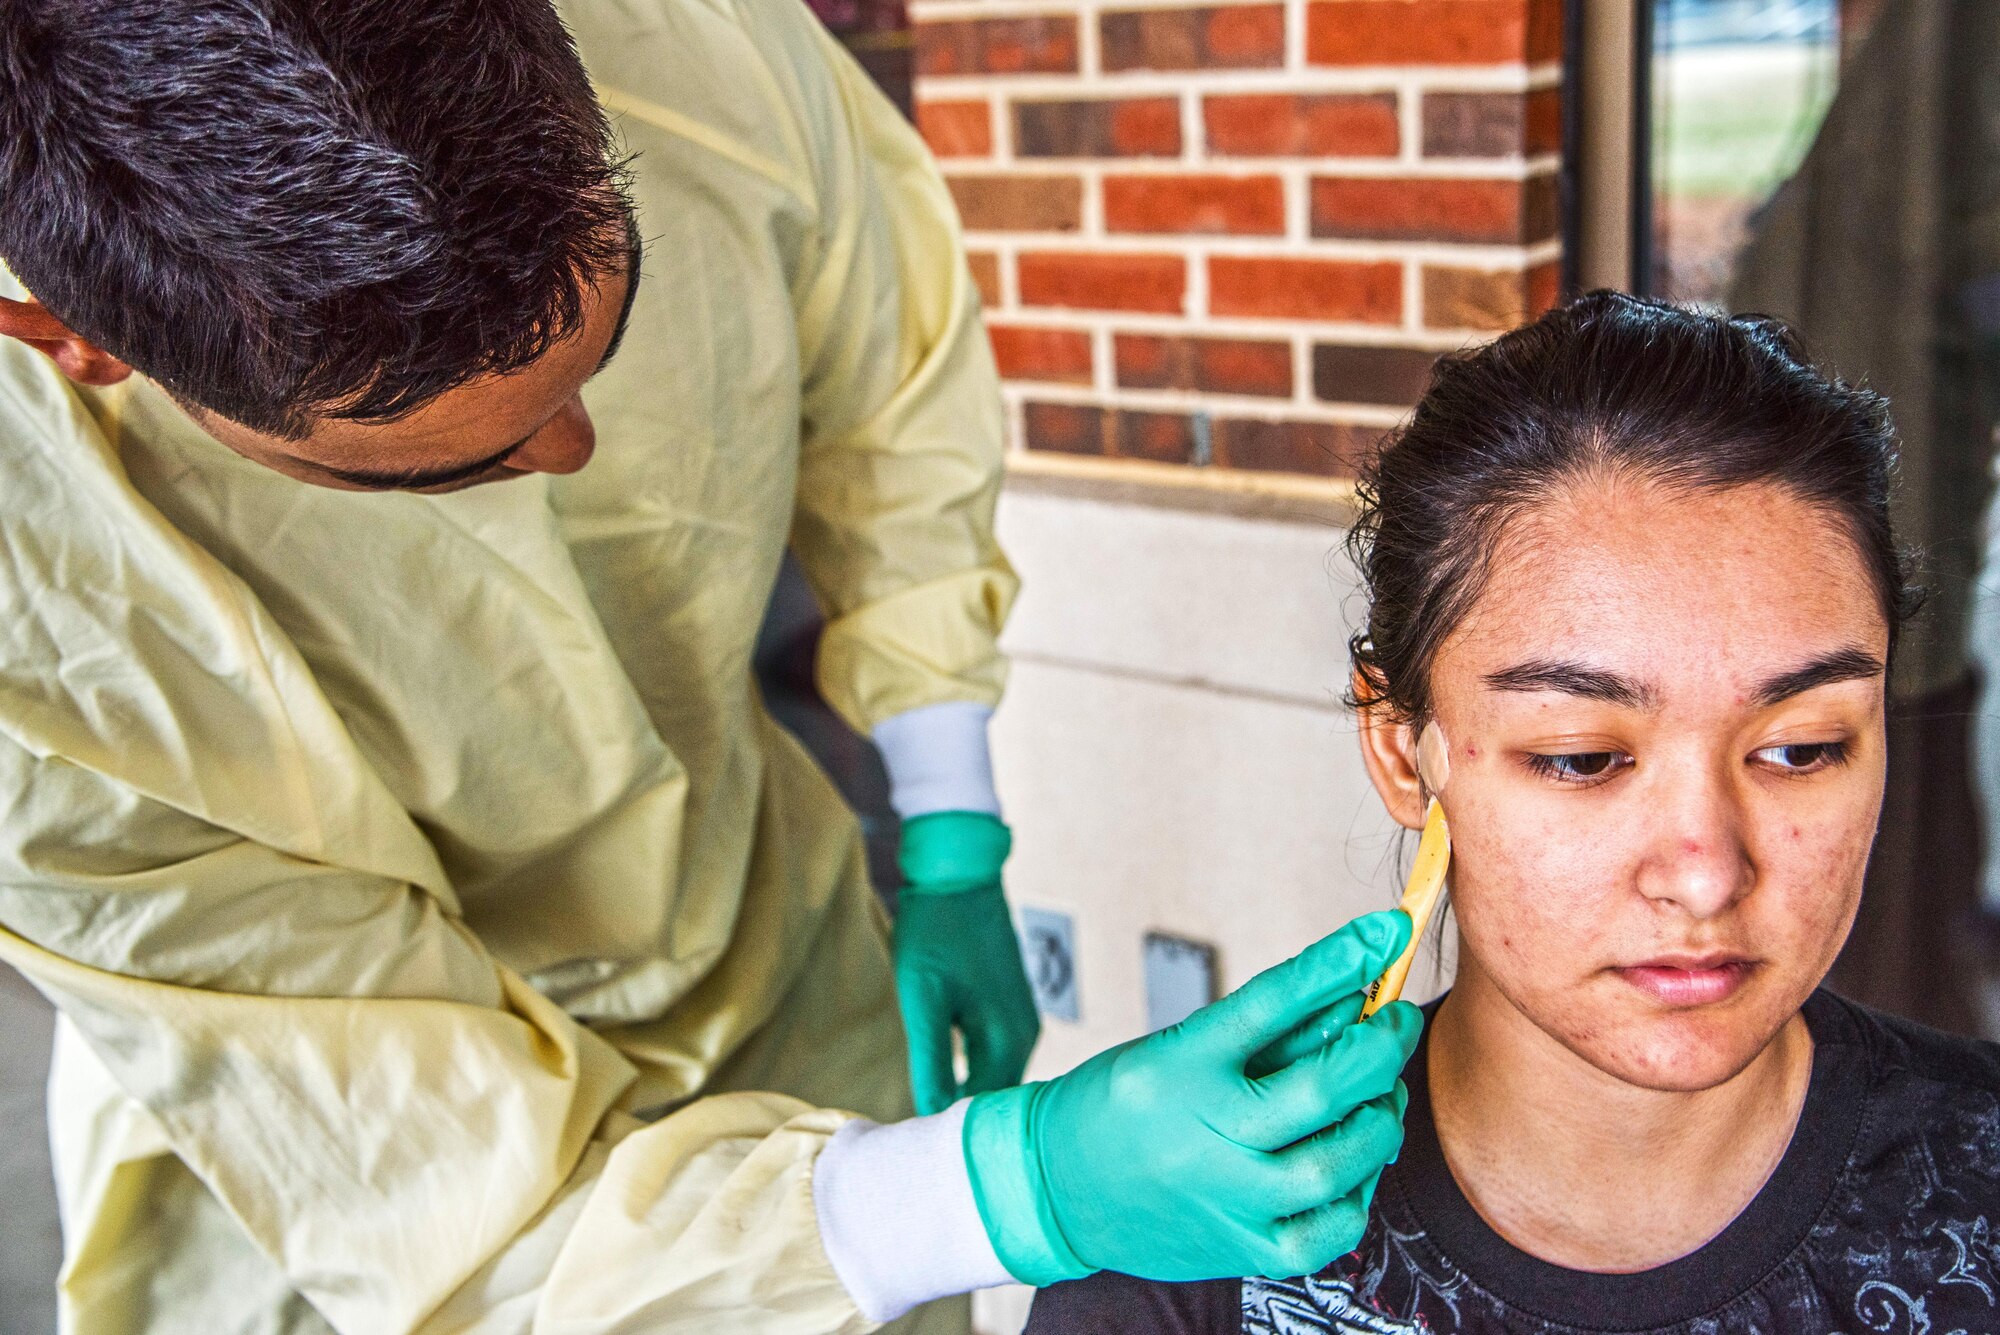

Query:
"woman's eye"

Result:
[[1753, 741, 1849, 772], [1524, 751, 1629, 783]]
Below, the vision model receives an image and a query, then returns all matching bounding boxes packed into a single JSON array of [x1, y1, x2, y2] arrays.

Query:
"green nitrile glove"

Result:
[[894, 811, 1042, 1116], [960, 910, 1422, 1285]]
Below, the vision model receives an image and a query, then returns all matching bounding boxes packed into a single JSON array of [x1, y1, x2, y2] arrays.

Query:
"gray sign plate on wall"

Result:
[[1018, 907, 1080, 1022], [1143, 932, 1216, 1033]]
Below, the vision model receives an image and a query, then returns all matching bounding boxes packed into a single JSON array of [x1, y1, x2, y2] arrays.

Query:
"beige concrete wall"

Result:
[[974, 478, 1455, 1334]]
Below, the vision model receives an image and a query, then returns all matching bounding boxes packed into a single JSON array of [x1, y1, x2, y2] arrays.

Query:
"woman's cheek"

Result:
[[1450, 793, 1623, 984], [1755, 810, 1870, 983]]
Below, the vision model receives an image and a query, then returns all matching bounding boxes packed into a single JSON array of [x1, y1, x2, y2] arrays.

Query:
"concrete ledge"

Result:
[[1004, 451, 1361, 528]]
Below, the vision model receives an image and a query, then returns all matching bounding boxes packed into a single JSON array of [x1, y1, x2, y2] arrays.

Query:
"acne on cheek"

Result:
[[1769, 825, 1869, 946], [1453, 823, 1604, 973], [1724, 816, 1868, 1006], [1451, 795, 1660, 1006]]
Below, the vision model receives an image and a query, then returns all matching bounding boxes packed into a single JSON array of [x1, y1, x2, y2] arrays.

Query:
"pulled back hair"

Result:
[[1347, 290, 1921, 725], [0, 0, 633, 437]]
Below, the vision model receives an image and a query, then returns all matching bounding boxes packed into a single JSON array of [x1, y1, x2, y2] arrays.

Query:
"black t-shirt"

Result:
[[1025, 991, 2000, 1335]]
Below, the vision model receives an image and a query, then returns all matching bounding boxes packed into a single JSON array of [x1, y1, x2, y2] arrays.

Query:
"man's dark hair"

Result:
[[0, 0, 632, 437], [1348, 290, 1922, 725]]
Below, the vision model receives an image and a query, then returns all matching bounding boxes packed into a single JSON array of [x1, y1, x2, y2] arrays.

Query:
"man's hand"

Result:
[[960, 910, 1421, 1286], [893, 812, 1041, 1114]]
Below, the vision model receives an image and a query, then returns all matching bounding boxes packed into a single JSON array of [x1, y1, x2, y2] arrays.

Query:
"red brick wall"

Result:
[[913, 0, 1564, 479]]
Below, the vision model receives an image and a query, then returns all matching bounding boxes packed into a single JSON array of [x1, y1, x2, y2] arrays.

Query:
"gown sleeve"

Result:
[[0, 736, 874, 1335], [779, 9, 1019, 734]]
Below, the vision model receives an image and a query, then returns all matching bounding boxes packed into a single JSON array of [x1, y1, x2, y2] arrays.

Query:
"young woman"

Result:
[[1025, 292, 2000, 1335]]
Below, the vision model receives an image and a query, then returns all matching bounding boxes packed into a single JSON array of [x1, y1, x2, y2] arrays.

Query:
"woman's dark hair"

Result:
[[1347, 290, 1920, 724], [0, 0, 633, 438]]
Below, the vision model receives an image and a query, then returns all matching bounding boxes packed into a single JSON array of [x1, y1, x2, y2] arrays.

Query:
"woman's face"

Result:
[[1377, 475, 1888, 1092]]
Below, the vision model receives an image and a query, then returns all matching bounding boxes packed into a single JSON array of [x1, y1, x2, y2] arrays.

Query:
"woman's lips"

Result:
[[1614, 958, 1753, 1006]]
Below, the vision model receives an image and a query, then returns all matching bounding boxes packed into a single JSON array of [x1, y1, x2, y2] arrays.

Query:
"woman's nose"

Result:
[[1633, 773, 1755, 918], [508, 398, 596, 476]]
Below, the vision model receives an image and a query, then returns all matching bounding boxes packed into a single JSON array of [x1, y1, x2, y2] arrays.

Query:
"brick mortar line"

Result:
[[1001, 380, 1414, 426], [974, 232, 1557, 263], [1186, 239, 1211, 316], [1284, 163, 1308, 243], [912, 0, 1289, 15], [908, 0, 1074, 19], [990, 88, 1013, 161], [916, 65, 1545, 97], [946, 158, 1554, 179], [1077, 162, 1104, 236], [1202, 152, 1564, 172], [981, 308, 1499, 347], [1396, 74, 1423, 165], [994, 239, 1021, 307], [1289, 333, 1315, 409]]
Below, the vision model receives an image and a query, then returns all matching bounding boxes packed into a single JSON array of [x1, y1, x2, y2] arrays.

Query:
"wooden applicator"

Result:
[[1362, 721, 1453, 1017]]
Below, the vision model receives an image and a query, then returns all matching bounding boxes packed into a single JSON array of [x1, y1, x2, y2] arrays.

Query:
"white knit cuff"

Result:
[[872, 702, 1001, 820], [812, 1103, 1013, 1322]]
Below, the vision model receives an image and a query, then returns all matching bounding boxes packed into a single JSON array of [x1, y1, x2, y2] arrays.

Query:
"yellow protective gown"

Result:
[[0, 0, 1016, 1328]]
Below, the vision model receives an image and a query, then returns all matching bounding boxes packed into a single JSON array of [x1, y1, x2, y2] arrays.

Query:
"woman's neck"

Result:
[[1427, 965, 1814, 1273]]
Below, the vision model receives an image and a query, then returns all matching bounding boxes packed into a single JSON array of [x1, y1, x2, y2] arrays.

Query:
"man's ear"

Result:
[[1353, 668, 1427, 831], [0, 297, 132, 386]]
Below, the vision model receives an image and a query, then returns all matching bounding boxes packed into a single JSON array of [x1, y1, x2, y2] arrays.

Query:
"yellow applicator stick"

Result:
[[1362, 723, 1453, 1017]]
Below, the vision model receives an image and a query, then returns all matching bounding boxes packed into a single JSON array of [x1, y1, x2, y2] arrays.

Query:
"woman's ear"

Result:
[[0, 297, 132, 387], [1354, 668, 1428, 831]]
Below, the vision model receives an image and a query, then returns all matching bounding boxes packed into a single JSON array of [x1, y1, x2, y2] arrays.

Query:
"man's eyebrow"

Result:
[[312, 435, 530, 491], [1483, 659, 1657, 710], [1749, 647, 1884, 708], [592, 217, 644, 377]]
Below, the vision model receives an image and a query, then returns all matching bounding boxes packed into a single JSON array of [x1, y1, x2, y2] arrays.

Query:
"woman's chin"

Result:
[[1548, 989, 1792, 1094]]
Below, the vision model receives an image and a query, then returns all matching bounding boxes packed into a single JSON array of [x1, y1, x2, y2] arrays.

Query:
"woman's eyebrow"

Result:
[[1484, 660, 1656, 710], [1748, 647, 1883, 707], [1483, 648, 1884, 713]]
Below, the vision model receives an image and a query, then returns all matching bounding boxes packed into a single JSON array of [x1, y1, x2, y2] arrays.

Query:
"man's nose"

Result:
[[1633, 765, 1755, 918], [509, 397, 596, 475]]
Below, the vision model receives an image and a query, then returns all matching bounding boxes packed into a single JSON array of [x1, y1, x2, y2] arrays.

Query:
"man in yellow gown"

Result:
[[0, 1, 1424, 1331]]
